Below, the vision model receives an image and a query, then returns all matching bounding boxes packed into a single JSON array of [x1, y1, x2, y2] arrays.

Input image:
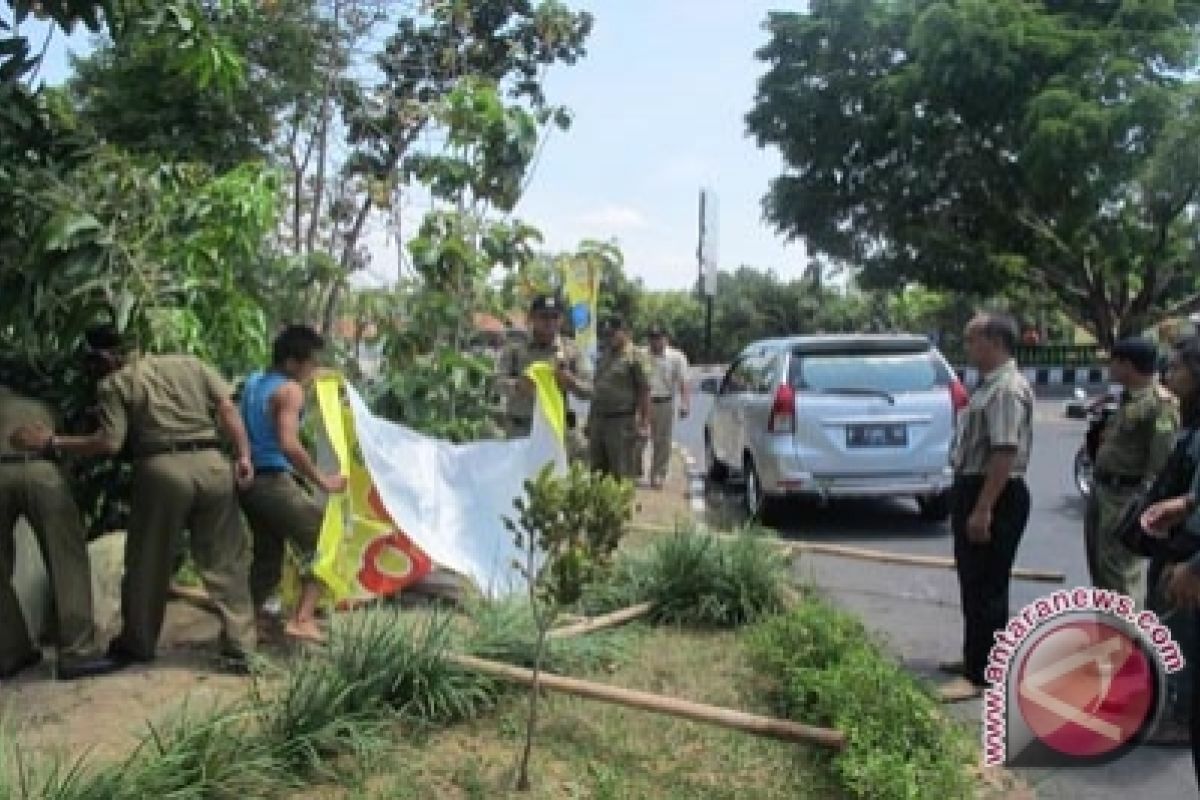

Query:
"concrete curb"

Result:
[[673, 442, 706, 517]]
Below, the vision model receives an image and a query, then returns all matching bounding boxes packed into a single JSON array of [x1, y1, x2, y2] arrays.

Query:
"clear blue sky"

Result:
[[27, 2, 808, 291], [513, 1, 809, 290]]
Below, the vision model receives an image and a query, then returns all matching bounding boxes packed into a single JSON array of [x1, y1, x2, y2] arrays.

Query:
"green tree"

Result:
[[748, 1, 1200, 347]]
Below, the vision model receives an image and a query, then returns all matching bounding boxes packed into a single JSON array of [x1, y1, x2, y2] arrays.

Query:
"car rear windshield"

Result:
[[789, 351, 949, 393]]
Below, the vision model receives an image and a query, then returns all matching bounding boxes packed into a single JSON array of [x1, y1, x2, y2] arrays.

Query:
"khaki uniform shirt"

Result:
[[590, 342, 648, 417], [647, 346, 688, 399], [95, 354, 232, 454], [952, 359, 1034, 476], [1095, 384, 1179, 482], [495, 336, 592, 421], [0, 385, 56, 457]]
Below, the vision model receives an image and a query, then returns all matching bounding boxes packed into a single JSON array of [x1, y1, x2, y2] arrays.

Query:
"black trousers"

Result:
[[1192, 614, 1200, 787], [952, 475, 1031, 685]]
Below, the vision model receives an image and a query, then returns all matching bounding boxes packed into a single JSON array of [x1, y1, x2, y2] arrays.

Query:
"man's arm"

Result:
[[11, 381, 125, 458], [559, 346, 593, 399], [215, 395, 252, 465], [1143, 401, 1179, 483], [633, 357, 651, 435], [273, 382, 342, 492], [968, 387, 1027, 542]]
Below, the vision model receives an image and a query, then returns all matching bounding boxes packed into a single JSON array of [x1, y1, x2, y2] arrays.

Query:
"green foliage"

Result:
[[748, 1, 1200, 346], [503, 460, 634, 790], [462, 595, 631, 675], [746, 602, 975, 800], [583, 525, 792, 627], [326, 608, 499, 728], [69, 0, 323, 168], [506, 462, 635, 608]]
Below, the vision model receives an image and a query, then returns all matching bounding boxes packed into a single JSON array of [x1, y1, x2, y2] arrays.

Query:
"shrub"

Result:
[[584, 524, 791, 627], [746, 602, 975, 800]]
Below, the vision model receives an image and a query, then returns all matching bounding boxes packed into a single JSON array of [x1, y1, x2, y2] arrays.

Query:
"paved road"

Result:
[[676, 383, 1196, 800]]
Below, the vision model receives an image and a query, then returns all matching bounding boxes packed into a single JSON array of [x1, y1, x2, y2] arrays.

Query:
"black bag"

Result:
[[1114, 429, 1200, 562]]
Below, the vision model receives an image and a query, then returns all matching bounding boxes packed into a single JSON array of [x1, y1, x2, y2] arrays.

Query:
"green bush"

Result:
[[746, 603, 975, 800], [583, 525, 791, 627], [462, 596, 632, 674]]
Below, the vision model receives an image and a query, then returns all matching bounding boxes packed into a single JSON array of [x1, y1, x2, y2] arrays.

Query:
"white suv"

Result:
[[702, 334, 966, 523]]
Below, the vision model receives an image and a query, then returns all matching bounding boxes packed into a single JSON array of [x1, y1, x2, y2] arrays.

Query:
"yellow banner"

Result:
[[560, 255, 602, 357], [304, 374, 432, 606]]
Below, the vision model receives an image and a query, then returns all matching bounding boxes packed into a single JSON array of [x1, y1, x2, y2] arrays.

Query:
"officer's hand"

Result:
[[323, 474, 349, 494], [234, 456, 254, 489], [554, 366, 574, 390], [1166, 564, 1200, 608], [1141, 497, 1192, 538], [9, 422, 50, 452], [966, 507, 992, 543]]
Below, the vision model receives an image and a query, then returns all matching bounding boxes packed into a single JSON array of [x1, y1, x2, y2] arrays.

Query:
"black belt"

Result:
[[134, 439, 221, 458], [600, 410, 635, 418], [0, 453, 51, 465], [1094, 470, 1143, 490], [652, 397, 672, 404]]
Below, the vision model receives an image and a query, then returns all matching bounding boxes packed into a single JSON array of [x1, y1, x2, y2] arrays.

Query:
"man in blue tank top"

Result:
[[239, 325, 346, 643]]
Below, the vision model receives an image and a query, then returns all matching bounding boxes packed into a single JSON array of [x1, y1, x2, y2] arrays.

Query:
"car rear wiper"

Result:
[[810, 387, 896, 405]]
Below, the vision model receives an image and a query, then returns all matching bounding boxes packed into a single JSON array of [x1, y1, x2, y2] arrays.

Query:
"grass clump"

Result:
[[462, 596, 632, 674], [746, 601, 975, 800], [583, 524, 791, 627], [328, 607, 498, 727]]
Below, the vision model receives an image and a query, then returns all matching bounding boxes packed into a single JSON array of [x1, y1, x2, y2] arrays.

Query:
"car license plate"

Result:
[[846, 423, 907, 448]]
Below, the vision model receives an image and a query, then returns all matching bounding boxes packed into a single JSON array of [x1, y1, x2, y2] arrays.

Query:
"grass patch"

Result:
[[746, 600, 976, 800], [583, 524, 791, 627], [303, 627, 840, 799], [461, 596, 633, 674]]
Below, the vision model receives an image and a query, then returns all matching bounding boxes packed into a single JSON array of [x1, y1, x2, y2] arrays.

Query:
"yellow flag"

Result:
[[561, 256, 601, 358]]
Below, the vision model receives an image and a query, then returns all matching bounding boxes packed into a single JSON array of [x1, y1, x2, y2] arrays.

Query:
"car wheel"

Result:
[[917, 492, 951, 523], [705, 432, 728, 483], [743, 455, 777, 524]]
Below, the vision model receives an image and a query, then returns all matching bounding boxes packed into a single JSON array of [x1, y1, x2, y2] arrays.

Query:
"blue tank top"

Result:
[[240, 370, 291, 471]]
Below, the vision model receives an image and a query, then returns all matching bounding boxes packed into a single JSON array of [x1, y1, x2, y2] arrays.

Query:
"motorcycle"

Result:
[[1069, 386, 1121, 498]]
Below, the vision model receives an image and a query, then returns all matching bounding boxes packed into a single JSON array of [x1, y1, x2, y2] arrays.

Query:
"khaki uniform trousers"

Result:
[[1084, 484, 1143, 601], [240, 471, 323, 609], [0, 460, 96, 672], [112, 450, 255, 660], [636, 399, 674, 481], [588, 413, 638, 479]]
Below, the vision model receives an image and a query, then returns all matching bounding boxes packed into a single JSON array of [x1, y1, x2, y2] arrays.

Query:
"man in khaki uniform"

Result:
[[1085, 337, 1178, 599], [638, 325, 690, 488], [495, 294, 591, 451], [939, 312, 1034, 702], [0, 384, 119, 680], [12, 325, 257, 670], [588, 316, 650, 479]]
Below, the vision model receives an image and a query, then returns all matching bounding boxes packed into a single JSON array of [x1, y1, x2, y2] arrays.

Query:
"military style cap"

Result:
[[1111, 336, 1158, 375], [647, 324, 666, 337], [84, 323, 123, 351], [529, 294, 565, 315]]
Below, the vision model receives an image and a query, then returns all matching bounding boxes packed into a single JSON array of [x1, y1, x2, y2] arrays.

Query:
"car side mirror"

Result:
[[699, 376, 721, 395]]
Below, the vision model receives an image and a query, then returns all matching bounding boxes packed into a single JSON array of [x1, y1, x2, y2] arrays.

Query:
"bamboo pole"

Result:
[[447, 653, 845, 750], [548, 602, 655, 639], [786, 541, 1064, 583], [629, 523, 1065, 583]]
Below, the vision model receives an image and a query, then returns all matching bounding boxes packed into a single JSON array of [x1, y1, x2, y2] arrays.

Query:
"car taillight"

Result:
[[949, 379, 969, 415], [769, 384, 795, 434]]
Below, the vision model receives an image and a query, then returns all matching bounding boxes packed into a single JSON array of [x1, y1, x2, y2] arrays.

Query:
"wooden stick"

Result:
[[169, 582, 221, 613], [548, 602, 655, 639], [629, 523, 1065, 583], [447, 653, 845, 750], [788, 541, 1064, 583]]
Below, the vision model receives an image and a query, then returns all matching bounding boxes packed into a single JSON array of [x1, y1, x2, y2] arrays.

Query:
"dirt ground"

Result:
[[1, 455, 697, 768]]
